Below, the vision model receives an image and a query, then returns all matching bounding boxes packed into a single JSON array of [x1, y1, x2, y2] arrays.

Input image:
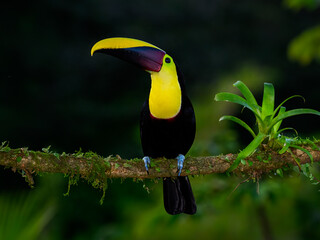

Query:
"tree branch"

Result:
[[1, 144, 320, 184]]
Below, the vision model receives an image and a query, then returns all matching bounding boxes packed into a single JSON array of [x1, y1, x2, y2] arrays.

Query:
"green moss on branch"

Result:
[[1, 143, 320, 184]]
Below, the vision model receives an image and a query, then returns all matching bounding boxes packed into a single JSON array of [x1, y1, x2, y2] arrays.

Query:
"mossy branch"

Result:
[[1, 144, 320, 184]]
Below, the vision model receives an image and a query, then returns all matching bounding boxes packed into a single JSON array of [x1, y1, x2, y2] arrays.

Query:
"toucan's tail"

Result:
[[163, 176, 197, 215]]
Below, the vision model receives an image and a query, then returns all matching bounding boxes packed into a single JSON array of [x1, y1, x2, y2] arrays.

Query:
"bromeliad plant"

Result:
[[215, 81, 320, 172]]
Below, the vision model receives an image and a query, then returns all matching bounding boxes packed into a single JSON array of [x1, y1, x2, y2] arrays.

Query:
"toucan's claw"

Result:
[[176, 154, 185, 176], [143, 156, 151, 174]]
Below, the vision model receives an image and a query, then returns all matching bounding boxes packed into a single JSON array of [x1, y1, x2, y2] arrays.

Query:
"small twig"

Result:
[[311, 173, 320, 184], [253, 171, 260, 195], [256, 178, 260, 195], [227, 176, 251, 199], [288, 148, 302, 171], [22, 169, 35, 187]]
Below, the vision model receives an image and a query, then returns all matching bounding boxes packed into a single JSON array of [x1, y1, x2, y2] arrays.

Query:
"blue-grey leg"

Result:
[[176, 154, 185, 176], [143, 156, 151, 174]]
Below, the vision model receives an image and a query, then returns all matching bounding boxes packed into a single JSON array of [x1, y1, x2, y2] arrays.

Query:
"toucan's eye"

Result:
[[165, 57, 171, 63]]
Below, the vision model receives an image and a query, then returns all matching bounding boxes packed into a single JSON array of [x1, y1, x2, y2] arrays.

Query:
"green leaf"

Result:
[[115, 163, 120, 169], [304, 139, 320, 150], [272, 95, 304, 119], [53, 153, 60, 159], [228, 132, 266, 172], [1, 146, 11, 152], [279, 143, 291, 154], [16, 156, 22, 163], [276, 127, 298, 136], [292, 165, 300, 173], [271, 108, 320, 128], [241, 159, 246, 165], [233, 81, 259, 107], [288, 148, 302, 170], [42, 146, 51, 153], [301, 163, 311, 178], [291, 145, 314, 164], [276, 168, 284, 177], [123, 163, 132, 168], [261, 83, 275, 120], [219, 115, 256, 138], [272, 107, 286, 136], [215, 92, 251, 109], [104, 161, 111, 168], [238, 132, 266, 159], [215, 92, 263, 122]]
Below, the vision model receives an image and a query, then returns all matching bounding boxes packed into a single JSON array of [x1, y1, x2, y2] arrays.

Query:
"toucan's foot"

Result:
[[143, 156, 151, 174], [176, 154, 185, 176]]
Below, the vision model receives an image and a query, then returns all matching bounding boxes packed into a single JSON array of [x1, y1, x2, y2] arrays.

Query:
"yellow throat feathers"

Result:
[[149, 56, 182, 119]]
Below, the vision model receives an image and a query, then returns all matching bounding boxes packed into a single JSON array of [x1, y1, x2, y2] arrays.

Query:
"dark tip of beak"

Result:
[[95, 47, 166, 72]]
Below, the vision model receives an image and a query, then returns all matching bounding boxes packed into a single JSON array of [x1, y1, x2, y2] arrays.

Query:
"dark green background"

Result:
[[1, 0, 320, 239]]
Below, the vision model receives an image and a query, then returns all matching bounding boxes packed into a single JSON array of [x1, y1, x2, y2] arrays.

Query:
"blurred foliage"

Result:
[[283, 0, 320, 11], [285, 0, 320, 65], [0, 191, 55, 240], [288, 25, 320, 65], [120, 172, 320, 240], [4, 170, 320, 240]]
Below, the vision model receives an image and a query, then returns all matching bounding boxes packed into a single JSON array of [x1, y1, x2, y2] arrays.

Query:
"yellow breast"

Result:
[[149, 62, 182, 119]]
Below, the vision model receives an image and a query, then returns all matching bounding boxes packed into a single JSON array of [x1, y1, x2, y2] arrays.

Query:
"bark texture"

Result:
[[0, 144, 319, 181]]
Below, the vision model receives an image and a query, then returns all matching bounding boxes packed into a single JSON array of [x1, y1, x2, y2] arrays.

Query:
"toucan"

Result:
[[91, 37, 196, 215]]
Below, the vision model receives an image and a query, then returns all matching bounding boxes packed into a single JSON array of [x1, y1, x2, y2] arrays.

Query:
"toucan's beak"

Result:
[[91, 37, 166, 72]]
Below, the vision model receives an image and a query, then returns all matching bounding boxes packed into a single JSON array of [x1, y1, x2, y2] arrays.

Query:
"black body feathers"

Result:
[[140, 68, 197, 215]]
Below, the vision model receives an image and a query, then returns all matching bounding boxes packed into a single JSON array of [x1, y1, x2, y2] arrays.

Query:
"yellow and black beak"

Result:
[[91, 37, 166, 72]]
